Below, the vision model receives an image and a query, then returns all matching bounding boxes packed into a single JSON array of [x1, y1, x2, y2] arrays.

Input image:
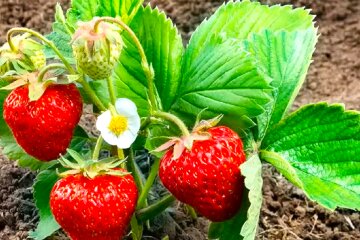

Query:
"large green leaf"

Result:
[[92, 5, 184, 116], [208, 154, 263, 240], [70, 0, 99, 21], [261, 103, 360, 210], [171, 40, 272, 131], [183, 1, 314, 72], [28, 170, 60, 240], [172, 1, 315, 132], [245, 29, 317, 139], [97, 0, 143, 23]]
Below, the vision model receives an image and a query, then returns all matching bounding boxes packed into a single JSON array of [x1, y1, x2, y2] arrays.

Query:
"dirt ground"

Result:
[[0, 0, 359, 239]]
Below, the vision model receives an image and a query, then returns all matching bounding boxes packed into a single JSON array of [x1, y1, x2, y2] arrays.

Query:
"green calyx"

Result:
[[0, 63, 72, 101], [0, 33, 46, 76], [58, 149, 130, 179], [72, 17, 124, 80]]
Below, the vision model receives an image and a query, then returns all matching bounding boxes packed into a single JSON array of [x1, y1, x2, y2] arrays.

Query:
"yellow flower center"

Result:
[[108, 115, 128, 136]]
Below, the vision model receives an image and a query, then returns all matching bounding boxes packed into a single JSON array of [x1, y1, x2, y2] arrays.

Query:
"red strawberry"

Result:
[[3, 84, 82, 161], [159, 126, 246, 222], [50, 171, 138, 240]]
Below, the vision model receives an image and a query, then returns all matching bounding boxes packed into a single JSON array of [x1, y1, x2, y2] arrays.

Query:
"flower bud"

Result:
[[0, 34, 46, 75], [72, 17, 124, 80]]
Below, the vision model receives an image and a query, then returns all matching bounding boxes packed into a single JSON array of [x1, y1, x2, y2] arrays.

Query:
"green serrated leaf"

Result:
[[71, 0, 99, 21], [171, 40, 272, 132], [175, 1, 313, 130], [245, 29, 317, 139], [261, 103, 360, 210], [240, 154, 263, 239], [208, 154, 262, 240], [28, 170, 60, 240], [184, 1, 314, 71], [97, 0, 143, 23], [92, 5, 184, 117], [45, 3, 75, 63], [54, 3, 73, 36]]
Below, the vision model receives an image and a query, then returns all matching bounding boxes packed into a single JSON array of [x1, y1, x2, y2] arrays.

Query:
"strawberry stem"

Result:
[[125, 148, 144, 194], [7, 28, 75, 74], [137, 157, 160, 209], [37, 63, 67, 83], [118, 148, 127, 169], [118, 148, 125, 160], [93, 17, 157, 112], [92, 136, 103, 160], [106, 77, 116, 104], [136, 195, 176, 222], [77, 76, 107, 111], [153, 111, 191, 137]]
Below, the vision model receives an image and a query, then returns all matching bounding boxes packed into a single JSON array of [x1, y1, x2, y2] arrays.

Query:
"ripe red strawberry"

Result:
[[3, 84, 82, 161], [50, 171, 138, 240], [159, 126, 246, 222]]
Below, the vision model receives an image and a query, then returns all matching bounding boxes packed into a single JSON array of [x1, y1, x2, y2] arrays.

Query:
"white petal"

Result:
[[115, 98, 138, 117], [115, 130, 137, 149], [101, 129, 119, 146], [127, 115, 141, 135], [96, 111, 112, 132]]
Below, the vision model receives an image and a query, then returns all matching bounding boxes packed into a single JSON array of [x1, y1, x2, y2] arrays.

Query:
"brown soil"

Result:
[[0, 0, 359, 239]]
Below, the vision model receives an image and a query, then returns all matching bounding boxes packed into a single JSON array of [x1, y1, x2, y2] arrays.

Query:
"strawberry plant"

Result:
[[0, 0, 359, 239]]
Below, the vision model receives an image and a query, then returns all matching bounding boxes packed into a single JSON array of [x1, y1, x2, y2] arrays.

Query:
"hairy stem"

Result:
[[92, 136, 103, 160], [153, 111, 190, 137], [93, 17, 157, 112], [125, 148, 144, 193], [118, 148, 126, 169], [78, 76, 106, 111], [106, 77, 116, 104], [136, 195, 176, 222], [7, 28, 75, 74], [137, 157, 160, 209]]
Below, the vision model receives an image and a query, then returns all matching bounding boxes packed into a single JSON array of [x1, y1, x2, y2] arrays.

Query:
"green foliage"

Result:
[[245, 29, 318, 139], [93, 5, 184, 117], [183, 1, 314, 71], [4, 0, 360, 240], [208, 154, 263, 240], [240, 154, 263, 239], [28, 170, 60, 240], [262, 103, 360, 210], [171, 40, 272, 131], [70, 0, 99, 21], [45, 4, 75, 63], [97, 0, 143, 22]]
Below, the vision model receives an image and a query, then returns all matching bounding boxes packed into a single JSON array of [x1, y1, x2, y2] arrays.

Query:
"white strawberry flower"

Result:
[[96, 98, 140, 149]]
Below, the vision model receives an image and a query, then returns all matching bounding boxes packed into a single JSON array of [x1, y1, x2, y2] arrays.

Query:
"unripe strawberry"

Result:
[[0, 34, 46, 75], [72, 17, 123, 80]]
